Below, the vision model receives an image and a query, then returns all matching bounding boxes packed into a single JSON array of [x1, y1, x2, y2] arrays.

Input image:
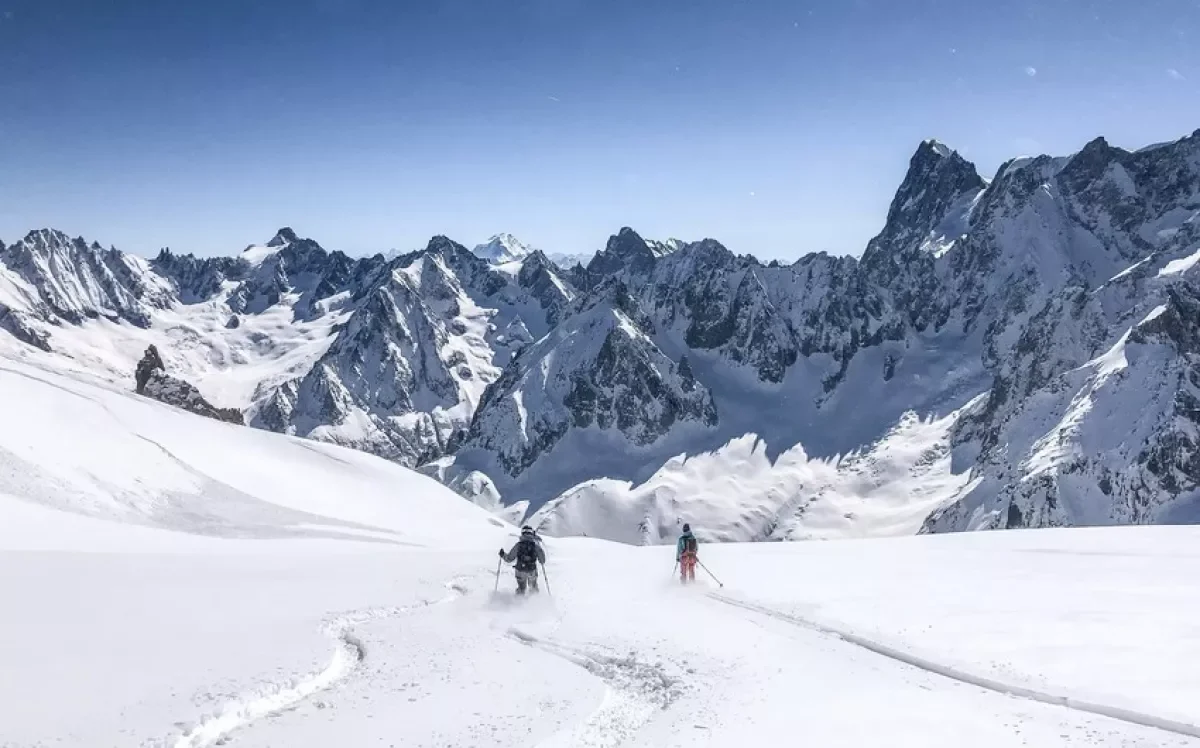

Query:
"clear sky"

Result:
[[2, 0, 1199, 260]]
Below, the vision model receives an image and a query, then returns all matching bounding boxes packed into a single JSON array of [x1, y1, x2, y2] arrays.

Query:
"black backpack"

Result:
[[681, 534, 697, 554], [515, 538, 539, 571]]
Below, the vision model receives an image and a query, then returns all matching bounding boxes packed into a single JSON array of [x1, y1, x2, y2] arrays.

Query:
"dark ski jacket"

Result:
[[503, 536, 546, 573]]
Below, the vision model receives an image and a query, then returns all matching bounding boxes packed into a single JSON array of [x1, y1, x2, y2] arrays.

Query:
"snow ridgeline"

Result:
[[4, 128, 1200, 542], [0, 356, 505, 548]]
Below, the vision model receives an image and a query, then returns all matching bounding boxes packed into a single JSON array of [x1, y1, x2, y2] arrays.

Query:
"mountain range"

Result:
[[3, 127, 1199, 543]]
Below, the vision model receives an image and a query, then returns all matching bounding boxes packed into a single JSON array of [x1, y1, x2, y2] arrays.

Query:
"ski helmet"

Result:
[[521, 525, 535, 536], [682, 523, 691, 533]]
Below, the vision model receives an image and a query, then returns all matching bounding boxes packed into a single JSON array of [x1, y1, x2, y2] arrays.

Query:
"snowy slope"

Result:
[[928, 242, 1200, 531], [0, 356, 504, 546], [473, 233, 534, 264], [2, 360, 1198, 748]]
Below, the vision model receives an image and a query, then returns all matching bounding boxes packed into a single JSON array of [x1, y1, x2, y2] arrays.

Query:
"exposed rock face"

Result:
[[1, 229, 173, 327], [585, 227, 660, 281], [152, 249, 250, 304], [252, 258, 466, 463], [247, 235, 573, 466], [859, 139, 985, 331], [0, 304, 50, 351], [924, 131, 1200, 532], [143, 371, 245, 425], [225, 229, 363, 318], [461, 289, 718, 480], [134, 345, 243, 425], [134, 345, 166, 394], [516, 251, 574, 327]]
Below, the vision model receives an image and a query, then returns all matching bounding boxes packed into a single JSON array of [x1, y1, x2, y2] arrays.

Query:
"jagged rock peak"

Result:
[[684, 238, 735, 263], [18, 228, 76, 249], [267, 227, 299, 247], [860, 137, 985, 270], [425, 235, 469, 255], [606, 227, 652, 257], [900, 139, 985, 204], [585, 227, 658, 280], [1049, 137, 1127, 193], [134, 344, 165, 394], [520, 248, 555, 268], [921, 138, 953, 158]]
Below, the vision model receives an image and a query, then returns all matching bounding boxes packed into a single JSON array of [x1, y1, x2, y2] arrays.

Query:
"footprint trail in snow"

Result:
[[165, 580, 469, 748], [508, 626, 685, 748]]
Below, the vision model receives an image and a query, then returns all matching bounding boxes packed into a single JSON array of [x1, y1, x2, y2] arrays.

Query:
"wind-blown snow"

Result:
[[240, 243, 282, 266], [1158, 245, 1200, 276], [532, 406, 973, 543]]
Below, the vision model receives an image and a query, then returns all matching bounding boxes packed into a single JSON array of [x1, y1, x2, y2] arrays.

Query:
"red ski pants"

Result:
[[679, 552, 697, 582]]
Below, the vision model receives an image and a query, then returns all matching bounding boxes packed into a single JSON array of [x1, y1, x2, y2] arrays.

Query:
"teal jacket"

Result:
[[676, 531, 697, 560]]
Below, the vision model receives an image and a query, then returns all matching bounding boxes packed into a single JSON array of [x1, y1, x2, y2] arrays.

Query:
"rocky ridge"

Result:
[[3, 128, 1200, 538]]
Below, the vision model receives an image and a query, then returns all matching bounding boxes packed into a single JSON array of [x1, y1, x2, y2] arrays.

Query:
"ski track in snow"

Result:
[[164, 579, 470, 748], [709, 592, 1200, 741], [507, 627, 684, 748]]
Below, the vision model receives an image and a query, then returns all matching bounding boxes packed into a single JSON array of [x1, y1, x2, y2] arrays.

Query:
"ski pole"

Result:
[[672, 560, 678, 580], [494, 558, 502, 592], [540, 562, 552, 597], [697, 559, 724, 588]]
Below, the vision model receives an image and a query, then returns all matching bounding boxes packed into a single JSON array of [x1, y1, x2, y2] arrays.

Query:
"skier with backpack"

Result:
[[499, 526, 546, 596], [676, 523, 699, 584]]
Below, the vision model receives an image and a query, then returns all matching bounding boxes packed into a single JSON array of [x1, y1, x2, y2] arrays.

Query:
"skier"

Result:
[[677, 523, 699, 584], [499, 526, 546, 595]]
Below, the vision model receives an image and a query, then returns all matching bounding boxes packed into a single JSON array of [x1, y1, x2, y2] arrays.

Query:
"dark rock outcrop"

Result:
[[134, 345, 243, 425]]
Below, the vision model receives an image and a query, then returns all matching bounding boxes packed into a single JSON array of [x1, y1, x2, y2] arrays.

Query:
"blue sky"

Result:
[[1, 0, 1198, 260]]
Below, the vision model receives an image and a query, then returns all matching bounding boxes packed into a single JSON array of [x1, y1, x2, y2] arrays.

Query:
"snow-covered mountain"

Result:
[[452, 129, 1200, 534], [4, 127, 1200, 542], [0, 229, 173, 348], [546, 250, 598, 270], [472, 233, 534, 264]]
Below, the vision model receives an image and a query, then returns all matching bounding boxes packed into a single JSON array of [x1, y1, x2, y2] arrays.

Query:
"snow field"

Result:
[[2, 354, 1200, 746]]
